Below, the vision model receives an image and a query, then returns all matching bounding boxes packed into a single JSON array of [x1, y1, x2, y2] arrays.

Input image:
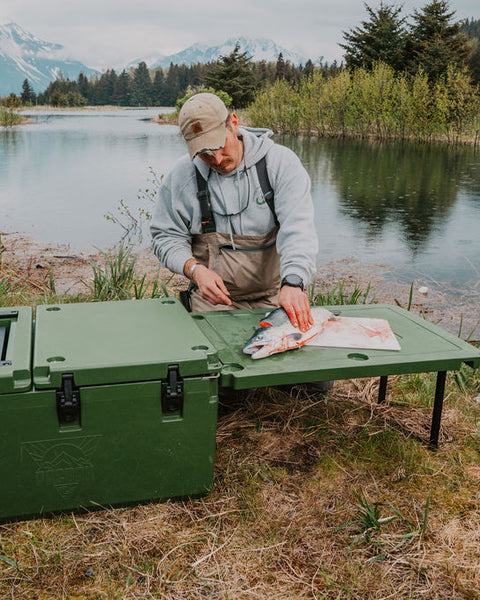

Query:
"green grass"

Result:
[[90, 245, 171, 301], [309, 278, 372, 306], [0, 109, 22, 127]]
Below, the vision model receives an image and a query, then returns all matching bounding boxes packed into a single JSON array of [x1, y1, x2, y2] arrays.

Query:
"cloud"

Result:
[[2, 0, 478, 69]]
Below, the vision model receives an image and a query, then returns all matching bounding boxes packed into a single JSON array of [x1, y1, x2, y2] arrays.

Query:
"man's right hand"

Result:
[[191, 264, 233, 306]]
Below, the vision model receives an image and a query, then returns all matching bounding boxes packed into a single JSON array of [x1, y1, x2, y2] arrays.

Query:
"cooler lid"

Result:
[[33, 298, 220, 389], [193, 304, 480, 389], [0, 307, 32, 394]]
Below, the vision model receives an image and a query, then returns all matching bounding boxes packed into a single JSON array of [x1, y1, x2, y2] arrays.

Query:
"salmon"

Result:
[[242, 307, 334, 359]]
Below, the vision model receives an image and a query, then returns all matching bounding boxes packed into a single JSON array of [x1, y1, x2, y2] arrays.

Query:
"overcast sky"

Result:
[[2, 0, 479, 70]]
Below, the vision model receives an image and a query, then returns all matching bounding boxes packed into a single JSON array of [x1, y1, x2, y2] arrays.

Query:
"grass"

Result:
[[1, 254, 480, 598], [0, 109, 23, 127], [2, 378, 480, 598], [90, 244, 171, 301]]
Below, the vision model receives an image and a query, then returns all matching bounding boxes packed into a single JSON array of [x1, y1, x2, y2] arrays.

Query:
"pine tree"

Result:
[[304, 59, 315, 78], [275, 52, 288, 79], [205, 44, 256, 108], [406, 0, 469, 80], [20, 79, 36, 105], [163, 64, 181, 106], [129, 62, 153, 106], [113, 70, 131, 106], [77, 72, 92, 104], [151, 69, 166, 105], [340, 2, 407, 71]]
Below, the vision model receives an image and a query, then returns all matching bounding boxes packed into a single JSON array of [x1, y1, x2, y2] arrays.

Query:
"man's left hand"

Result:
[[278, 286, 313, 332]]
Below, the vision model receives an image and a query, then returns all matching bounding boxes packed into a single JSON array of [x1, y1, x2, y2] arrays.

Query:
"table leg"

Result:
[[378, 376, 388, 403], [429, 371, 447, 449]]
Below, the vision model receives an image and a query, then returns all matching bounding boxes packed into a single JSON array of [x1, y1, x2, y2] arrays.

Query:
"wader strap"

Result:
[[194, 157, 278, 233], [195, 167, 216, 234], [255, 157, 279, 227], [179, 282, 196, 312]]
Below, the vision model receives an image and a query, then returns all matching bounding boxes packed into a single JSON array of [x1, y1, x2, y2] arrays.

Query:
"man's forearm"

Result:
[[183, 257, 199, 280]]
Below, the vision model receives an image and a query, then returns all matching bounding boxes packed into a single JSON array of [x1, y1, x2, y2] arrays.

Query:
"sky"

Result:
[[2, 0, 479, 70]]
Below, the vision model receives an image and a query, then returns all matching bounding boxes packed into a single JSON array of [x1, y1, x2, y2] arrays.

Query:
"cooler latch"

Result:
[[162, 364, 184, 415], [56, 373, 81, 425]]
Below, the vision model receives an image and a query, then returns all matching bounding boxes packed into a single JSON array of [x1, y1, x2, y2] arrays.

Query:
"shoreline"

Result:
[[2, 231, 478, 341]]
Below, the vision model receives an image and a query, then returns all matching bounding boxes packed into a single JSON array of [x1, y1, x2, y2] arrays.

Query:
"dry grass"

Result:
[[1, 374, 480, 599], [2, 234, 480, 598]]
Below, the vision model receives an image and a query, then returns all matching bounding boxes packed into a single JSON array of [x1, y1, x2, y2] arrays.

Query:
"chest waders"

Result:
[[180, 157, 281, 312]]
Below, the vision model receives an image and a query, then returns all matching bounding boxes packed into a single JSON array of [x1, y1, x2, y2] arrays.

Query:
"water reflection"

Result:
[[285, 136, 478, 255], [1, 114, 480, 289]]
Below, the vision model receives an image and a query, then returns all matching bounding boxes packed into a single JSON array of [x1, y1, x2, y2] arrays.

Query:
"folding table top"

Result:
[[193, 304, 480, 389]]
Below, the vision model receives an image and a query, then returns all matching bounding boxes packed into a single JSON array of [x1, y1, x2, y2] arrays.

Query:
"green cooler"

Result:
[[0, 300, 220, 522], [1, 299, 479, 522]]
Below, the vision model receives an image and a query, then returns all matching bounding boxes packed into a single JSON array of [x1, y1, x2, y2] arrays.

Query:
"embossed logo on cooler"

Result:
[[22, 436, 101, 499]]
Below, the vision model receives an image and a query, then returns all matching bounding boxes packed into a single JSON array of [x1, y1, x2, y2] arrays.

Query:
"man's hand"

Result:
[[278, 285, 313, 332], [191, 264, 233, 306]]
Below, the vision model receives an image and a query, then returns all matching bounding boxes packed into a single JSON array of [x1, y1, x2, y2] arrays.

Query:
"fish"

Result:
[[242, 307, 335, 360]]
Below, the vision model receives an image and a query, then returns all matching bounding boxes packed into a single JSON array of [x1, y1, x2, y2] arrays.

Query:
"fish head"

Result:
[[242, 326, 277, 356], [243, 328, 303, 359]]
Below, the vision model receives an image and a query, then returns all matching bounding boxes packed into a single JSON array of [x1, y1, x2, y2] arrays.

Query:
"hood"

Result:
[[240, 126, 274, 169]]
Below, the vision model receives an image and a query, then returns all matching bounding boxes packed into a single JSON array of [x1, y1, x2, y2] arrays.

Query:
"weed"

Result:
[[90, 245, 171, 301], [105, 168, 162, 244], [90, 245, 137, 301], [0, 109, 22, 127], [309, 279, 372, 306], [337, 485, 396, 546]]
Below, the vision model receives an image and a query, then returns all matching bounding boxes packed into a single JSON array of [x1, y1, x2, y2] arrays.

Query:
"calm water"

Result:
[[1, 109, 480, 290]]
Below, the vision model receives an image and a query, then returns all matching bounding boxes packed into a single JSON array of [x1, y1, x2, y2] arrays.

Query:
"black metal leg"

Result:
[[378, 376, 388, 403], [429, 371, 447, 449]]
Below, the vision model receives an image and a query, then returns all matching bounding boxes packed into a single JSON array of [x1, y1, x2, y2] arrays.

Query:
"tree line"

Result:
[[247, 2, 480, 142], [341, 1, 479, 82], [2, 1, 479, 120], [5, 49, 332, 109]]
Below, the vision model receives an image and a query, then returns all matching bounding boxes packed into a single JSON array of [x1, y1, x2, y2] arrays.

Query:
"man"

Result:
[[150, 92, 318, 332]]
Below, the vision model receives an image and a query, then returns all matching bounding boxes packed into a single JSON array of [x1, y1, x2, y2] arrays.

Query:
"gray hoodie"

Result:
[[150, 126, 318, 285]]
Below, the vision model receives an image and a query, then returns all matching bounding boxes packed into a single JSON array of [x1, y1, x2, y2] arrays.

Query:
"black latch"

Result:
[[161, 364, 184, 415], [56, 373, 81, 425]]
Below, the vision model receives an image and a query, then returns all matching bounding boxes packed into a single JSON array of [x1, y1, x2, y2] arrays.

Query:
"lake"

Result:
[[1, 108, 480, 292]]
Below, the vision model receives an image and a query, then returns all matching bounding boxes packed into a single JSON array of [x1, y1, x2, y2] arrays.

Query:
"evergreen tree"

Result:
[[275, 52, 288, 79], [462, 18, 480, 40], [467, 39, 480, 84], [340, 2, 407, 71], [129, 62, 153, 106], [77, 72, 92, 104], [304, 59, 315, 78], [20, 79, 36, 105], [93, 69, 118, 105], [163, 63, 181, 105], [205, 44, 256, 108], [406, 0, 469, 80], [152, 69, 166, 105], [113, 70, 131, 105]]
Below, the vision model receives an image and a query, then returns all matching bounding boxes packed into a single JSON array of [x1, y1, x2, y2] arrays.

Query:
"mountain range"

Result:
[[128, 36, 310, 70], [0, 22, 311, 97], [0, 21, 98, 96]]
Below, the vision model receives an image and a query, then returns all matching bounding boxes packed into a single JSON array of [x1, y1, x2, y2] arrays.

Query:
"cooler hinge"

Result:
[[56, 373, 81, 425], [162, 364, 184, 415]]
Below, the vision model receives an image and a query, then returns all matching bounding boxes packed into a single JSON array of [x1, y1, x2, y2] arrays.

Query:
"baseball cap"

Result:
[[178, 93, 229, 160]]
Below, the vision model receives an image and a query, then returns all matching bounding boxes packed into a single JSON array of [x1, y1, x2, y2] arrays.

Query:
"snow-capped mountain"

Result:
[[147, 37, 310, 69], [0, 21, 98, 96]]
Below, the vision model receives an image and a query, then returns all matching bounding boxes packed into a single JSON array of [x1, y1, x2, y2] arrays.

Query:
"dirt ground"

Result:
[[1, 231, 478, 341]]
